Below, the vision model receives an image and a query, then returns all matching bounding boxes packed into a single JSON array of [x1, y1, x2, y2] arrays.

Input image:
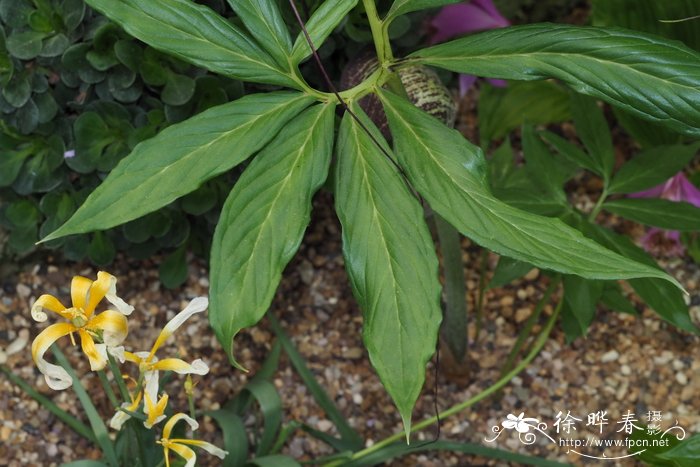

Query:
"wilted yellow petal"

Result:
[[31, 295, 68, 322], [31, 322, 75, 390], [168, 442, 197, 467], [151, 358, 208, 376], [71, 276, 92, 311], [109, 389, 143, 430], [163, 413, 198, 439], [170, 439, 228, 460], [79, 329, 106, 371], [84, 271, 112, 317], [103, 271, 134, 316], [148, 297, 208, 360], [90, 309, 128, 346]]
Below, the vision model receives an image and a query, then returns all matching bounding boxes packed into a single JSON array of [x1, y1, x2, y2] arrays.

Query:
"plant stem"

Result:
[[324, 296, 563, 466], [500, 276, 561, 378], [588, 187, 608, 222], [108, 352, 130, 402], [98, 369, 119, 409], [474, 249, 489, 340], [52, 345, 119, 467], [435, 215, 468, 363], [362, 0, 393, 63], [0, 364, 96, 443]]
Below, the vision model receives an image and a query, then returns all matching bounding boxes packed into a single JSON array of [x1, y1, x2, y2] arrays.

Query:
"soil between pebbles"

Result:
[[1, 189, 699, 467]]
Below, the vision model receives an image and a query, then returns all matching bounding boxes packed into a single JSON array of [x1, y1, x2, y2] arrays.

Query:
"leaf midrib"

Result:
[[219, 105, 330, 312], [123, 94, 307, 180], [381, 94, 667, 276], [347, 118, 409, 388]]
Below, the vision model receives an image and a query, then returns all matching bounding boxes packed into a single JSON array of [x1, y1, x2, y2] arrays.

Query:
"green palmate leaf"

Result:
[[608, 142, 700, 194], [603, 198, 700, 231], [43, 92, 313, 241], [410, 24, 700, 137], [334, 104, 441, 439], [385, 0, 460, 22], [377, 88, 683, 285], [84, 0, 296, 87], [210, 103, 334, 367], [228, 0, 292, 67], [571, 216, 697, 334], [290, 0, 358, 64], [479, 81, 571, 144], [570, 93, 614, 182]]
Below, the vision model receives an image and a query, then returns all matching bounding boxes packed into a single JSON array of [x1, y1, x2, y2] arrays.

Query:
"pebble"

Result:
[[620, 365, 631, 376], [317, 420, 333, 432], [676, 372, 688, 385], [514, 307, 531, 323], [601, 350, 619, 363], [15, 284, 30, 299]]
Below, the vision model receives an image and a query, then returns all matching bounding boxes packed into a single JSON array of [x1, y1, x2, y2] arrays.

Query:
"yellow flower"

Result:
[[109, 389, 143, 431], [158, 413, 227, 467], [31, 271, 134, 390], [144, 391, 169, 429], [124, 297, 209, 405]]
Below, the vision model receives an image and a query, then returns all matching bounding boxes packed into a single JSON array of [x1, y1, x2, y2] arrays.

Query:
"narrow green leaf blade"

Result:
[[290, 0, 358, 64], [386, 0, 460, 21], [571, 216, 697, 334], [228, 0, 292, 67], [210, 103, 335, 366], [43, 92, 314, 241], [84, 0, 295, 87], [561, 276, 604, 340], [592, 0, 700, 51], [334, 104, 442, 438], [268, 314, 364, 450], [604, 198, 700, 231], [378, 88, 683, 286], [539, 130, 605, 176], [608, 142, 700, 194], [411, 24, 700, 137], [479, 80, 571, 143], [569, 93, 614, 182]]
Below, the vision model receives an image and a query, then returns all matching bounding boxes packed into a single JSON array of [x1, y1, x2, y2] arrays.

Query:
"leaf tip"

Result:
[[401, 413, 412, 445]]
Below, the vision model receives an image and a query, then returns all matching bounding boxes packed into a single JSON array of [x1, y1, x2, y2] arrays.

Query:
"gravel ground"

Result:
[[1, 189, 699, 467]]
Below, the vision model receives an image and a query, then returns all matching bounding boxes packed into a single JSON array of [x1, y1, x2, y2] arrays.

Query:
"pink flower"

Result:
[[429, 0, 510, 96], [630, 173, 700, 256]]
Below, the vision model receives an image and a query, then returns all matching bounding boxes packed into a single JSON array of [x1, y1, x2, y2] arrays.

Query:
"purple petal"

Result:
[[629, 173, 700, 206], [675, 173, 700, 207], [487, 78, 508, 88], [640, 228, 685, 257], [628, 184, 665, 199], [63, 149, 76, 159], [429, 0, 510, 44], [458, 74, 478, 97]]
